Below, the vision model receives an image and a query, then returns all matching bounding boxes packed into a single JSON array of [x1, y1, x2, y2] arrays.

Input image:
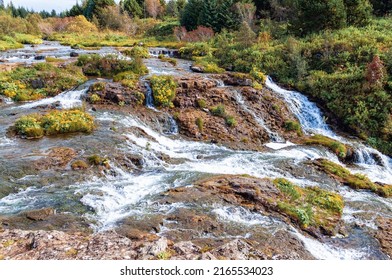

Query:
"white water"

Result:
[[232, 89, 285, 143], [266, 76, 392, 184], [18, 88, 88, 110], [212, 205, 366, 260]]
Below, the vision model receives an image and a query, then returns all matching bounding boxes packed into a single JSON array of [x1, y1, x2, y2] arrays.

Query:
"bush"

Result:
[[196, 117, 204, 132], [150, 75, 177, 107], [197, 98, 207, 109], [77, 54, 148, 77], [14, 109, 95, 138], [284, 121, 303, 136], [113, 71, 139, 89], [0, 63, 86, 101], [210, 104, 226, 117], [225, 115, 237, 127], [122, 46, 150, 58]]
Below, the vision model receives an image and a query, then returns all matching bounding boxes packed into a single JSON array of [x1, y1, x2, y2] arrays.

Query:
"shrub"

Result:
[[77, 54, 148, 77], [150, 75, 177, 107], [14, 110, 95, 138], [122, 46, 150, 58], [193, 59, 225, 74], [196, 117, 204, 132], [0, 63, 86, 101], [113, 71, 139, 89], [210, 104, 226, 117], [89, 93, 101, 103], [225, 115, 237, 127], [197, 98, 207, 109], [284, 121, 303, 136]]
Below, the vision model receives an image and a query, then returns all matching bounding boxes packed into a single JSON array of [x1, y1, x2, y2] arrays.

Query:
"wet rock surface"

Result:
[[375, 217, 392, 258]]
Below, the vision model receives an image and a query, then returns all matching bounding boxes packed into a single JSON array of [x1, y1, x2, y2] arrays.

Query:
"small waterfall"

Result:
[[144, 82, 154, 109], [265, 76, 392, 179], [18, 88, 88, 110], [232, 89, 285, 143], [265, 77, 335, 138], [166, 115, 179, 135]]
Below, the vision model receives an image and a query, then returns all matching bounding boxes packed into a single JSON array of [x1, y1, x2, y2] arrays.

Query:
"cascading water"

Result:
[[144, 81, 154, 108], [232, 88, 285, 143], [1, 44, 391, 260], [265, 76, 392, 183]]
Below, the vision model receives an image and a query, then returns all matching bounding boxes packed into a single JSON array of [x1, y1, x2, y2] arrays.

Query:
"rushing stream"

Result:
[[0, 43, 391, 260]]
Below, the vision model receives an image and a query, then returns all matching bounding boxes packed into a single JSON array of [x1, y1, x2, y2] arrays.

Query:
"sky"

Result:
[[4, 0, 120, 12]]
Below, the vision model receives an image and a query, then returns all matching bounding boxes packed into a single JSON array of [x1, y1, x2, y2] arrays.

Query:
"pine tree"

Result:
[[217, 0, 239, 31], [121, 0, 143, 18], [344, 0, 372, 26], [180, 0, 203, 31], [198, 0, 219, 32], [370, 0, 392, 16]]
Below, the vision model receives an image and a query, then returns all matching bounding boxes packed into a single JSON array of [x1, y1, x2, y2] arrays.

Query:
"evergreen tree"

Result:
[[370, 0, 392, 15], [83, 0, 115, 19], [217, 0, 239, 31], [344, 0, 372, 26], [166, 0, 179, 17], [198, 0, 219, 32], [121, 0, 143, 17], [180, 0, 202, 31], [290, 0, 347, 36]]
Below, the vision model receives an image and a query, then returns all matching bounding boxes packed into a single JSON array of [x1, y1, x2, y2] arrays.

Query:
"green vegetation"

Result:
[[71, 160, 89, 170], [0, 63, 87, 101], [196, 117, 204, 132], [197, 98, 207, 109], [303, 135, 348, 160], [77, 54, 148, 77], [273, 178, 344, 233], [225, 115, 237, 127], [284, 121, 303, 136], [158, 55, 177, 66], [88, 154, 110, 168], [210, 104, 226, 117], [150, 75, 177, 107], [113, 71, 139, 89], [14, 109, 95, 139], [314, 159, 392, 197]]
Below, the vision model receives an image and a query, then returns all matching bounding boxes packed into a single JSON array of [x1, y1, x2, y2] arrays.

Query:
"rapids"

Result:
[[0, 43, 391, 259]]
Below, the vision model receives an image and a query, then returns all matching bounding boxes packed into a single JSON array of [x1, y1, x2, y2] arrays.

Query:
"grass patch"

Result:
[[314, 159, 392, 197], [273, 178, 344, 232], [14, 109, 95, 139], [303, 134, 348, 159], [284, 121, 303, 136]]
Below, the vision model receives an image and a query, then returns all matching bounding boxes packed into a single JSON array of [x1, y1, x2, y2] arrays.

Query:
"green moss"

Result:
[[89, 93, 101, 104], [71, 160, 89, 170], [14, 109, 95, 138], [304, 135, 348, 159], [150, 75, 177, 107], [122, 46, 150, 58], [314, 159, 392, 197], [88, 155, 110, 168], [159, 56, 177, 66], [273, 178, 344, 232], [284, 121, 303, 136], [193, 59, 225, 74]]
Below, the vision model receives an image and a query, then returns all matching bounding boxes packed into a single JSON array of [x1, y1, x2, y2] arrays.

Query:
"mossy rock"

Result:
[[313, 159, 392, 197], [303, 135, 348, 160]]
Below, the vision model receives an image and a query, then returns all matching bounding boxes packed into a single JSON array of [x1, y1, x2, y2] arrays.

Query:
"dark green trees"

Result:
[[345, 0, 372, 26], [83, 0, 116, 19], [291, 0, 347, 35], [370, 0, 392, 15], [120, 0, 143, 17], [180, 0, 240, 32]]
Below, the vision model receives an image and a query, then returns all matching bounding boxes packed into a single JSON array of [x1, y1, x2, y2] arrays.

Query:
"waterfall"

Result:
[[232, 88, 285, 143], [265, 76, 392, 177], [144, 81, 154, 108]]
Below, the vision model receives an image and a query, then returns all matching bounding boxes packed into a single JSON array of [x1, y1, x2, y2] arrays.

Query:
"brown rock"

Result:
[[375, 217, 392, 258], [25, 208, 55, 221]]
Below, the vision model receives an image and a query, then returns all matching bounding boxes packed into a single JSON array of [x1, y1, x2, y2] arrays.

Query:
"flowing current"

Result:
[[0, 45, 391, 260]]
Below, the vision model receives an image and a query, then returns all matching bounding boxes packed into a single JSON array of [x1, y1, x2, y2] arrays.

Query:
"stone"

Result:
[[25, 208, 55, 221]]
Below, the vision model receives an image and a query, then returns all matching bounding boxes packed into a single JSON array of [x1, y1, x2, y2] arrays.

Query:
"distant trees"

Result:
[[120, 0, 143, 18], [370, 0, 392, 15], [180, 0, 250, 32]]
